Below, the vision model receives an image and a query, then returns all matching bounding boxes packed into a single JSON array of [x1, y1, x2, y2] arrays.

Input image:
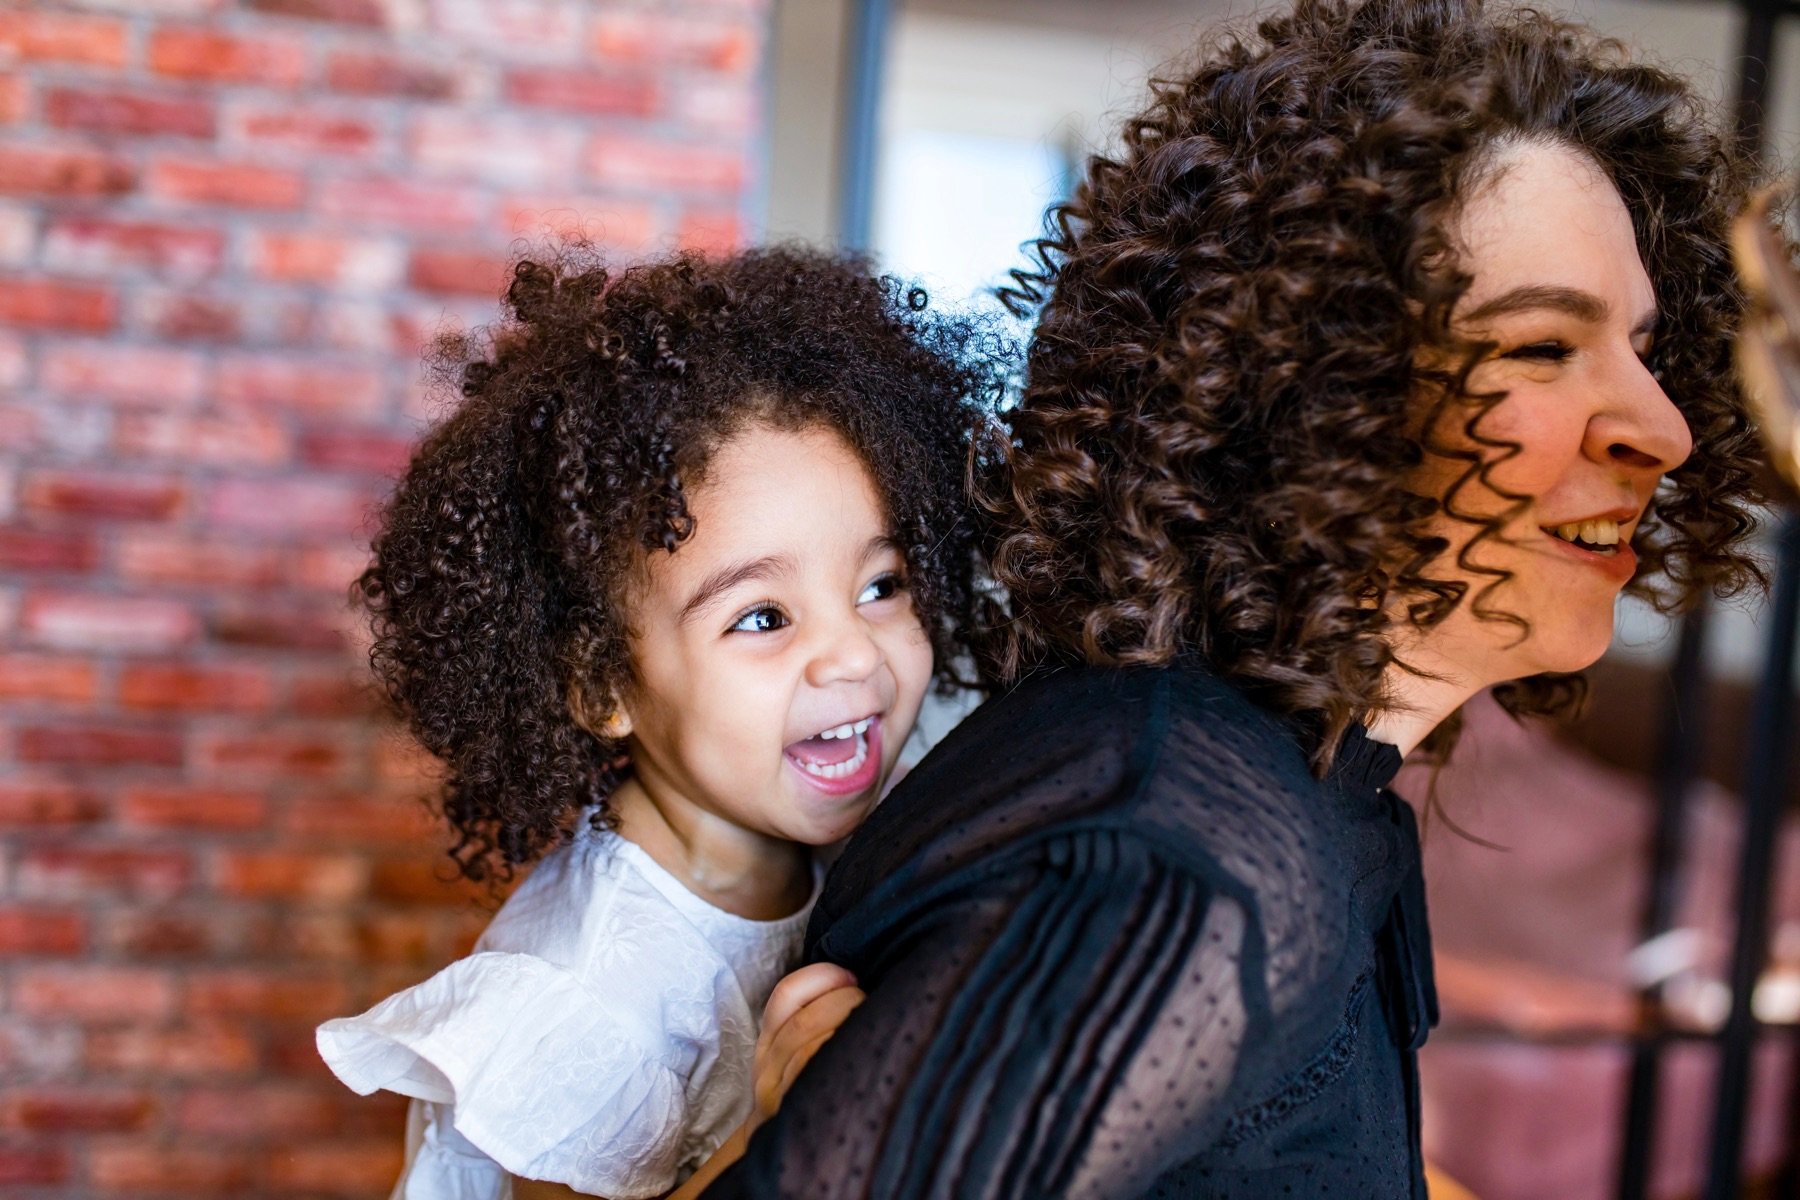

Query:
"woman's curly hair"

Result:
[[988, 0, 1768, 764], [360, 246, 1000, 882]]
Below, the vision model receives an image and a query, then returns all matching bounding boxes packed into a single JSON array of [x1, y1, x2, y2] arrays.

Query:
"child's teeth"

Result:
[[854, 717, 872, 734]]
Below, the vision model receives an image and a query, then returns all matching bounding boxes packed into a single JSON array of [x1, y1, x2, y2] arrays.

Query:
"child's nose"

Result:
[[804, 615, 882, 687]]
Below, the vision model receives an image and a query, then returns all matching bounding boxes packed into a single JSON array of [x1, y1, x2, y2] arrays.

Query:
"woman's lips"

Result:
[[1542, 527, 1637, 583], [785, 716, 882, 797]]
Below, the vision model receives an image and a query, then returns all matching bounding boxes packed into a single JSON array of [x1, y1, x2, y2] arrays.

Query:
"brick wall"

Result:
[[0, 2, 766, 1195]]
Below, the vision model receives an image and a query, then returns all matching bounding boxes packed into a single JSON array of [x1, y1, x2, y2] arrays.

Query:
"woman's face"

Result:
[[1408, 139, 1693, 685]]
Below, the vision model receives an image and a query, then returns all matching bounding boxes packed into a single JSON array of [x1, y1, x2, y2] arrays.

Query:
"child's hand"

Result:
[[751, 962, 865, 1131]]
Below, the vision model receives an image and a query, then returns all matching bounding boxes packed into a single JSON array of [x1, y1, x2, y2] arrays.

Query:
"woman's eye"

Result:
[[728, 605, 789, 634], [1504, 341, 1574, 363], [857, 573, 905, 605]]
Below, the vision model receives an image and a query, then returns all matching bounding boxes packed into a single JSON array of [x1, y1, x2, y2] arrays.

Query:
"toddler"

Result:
[[316, 247, 993, 1199]]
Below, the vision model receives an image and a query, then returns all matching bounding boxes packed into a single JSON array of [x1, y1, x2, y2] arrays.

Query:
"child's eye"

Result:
[[856, 572, 905, 605], [1504, 340, 1574, 363], [728, 604, 789, 635]]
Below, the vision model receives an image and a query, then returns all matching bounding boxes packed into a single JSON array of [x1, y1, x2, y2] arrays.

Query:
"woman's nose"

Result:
[[804, 615, 882, 687], [1585, 353, 1694, 476]]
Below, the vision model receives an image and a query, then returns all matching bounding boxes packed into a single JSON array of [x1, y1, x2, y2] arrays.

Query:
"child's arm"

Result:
[[512, 965, 864, 1200]]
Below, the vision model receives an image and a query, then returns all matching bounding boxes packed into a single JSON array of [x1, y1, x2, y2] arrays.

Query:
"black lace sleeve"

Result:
[[701, 825, 1280, 1200]]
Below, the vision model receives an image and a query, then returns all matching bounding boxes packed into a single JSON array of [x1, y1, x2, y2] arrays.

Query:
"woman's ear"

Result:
[[568, 680, 633, 741]]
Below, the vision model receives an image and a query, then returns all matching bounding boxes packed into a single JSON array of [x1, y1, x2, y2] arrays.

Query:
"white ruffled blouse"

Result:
[[316, 822, 816, 1200]]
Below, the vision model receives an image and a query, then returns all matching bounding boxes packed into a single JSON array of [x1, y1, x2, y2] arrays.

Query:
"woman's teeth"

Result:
[[1551, 517, 1622, 550]]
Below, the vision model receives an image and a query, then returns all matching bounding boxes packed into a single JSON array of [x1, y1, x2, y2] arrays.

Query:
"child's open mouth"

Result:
[[785, 715, 881, 796]]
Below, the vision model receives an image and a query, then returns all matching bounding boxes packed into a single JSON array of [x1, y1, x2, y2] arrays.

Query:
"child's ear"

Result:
[[568, 680, 633, 741]]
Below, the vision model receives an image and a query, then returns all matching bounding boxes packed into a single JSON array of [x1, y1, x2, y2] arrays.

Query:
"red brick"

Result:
[[230, 104, 380, 158], [319, 176, 486, 231], [103, 908, 267, 959], [215, 356, 385, 417], [0, 1146, 69, 1186], [0, 527, 98, 573], [139, 291, 241, 341], [0, 908, 87, 956], [0, 654, 99, 703], [186, 970, 350, 1023], [267, 1139, 404, 1193], [298, 428, 415, 476], [19, 592, 197, 652], [40, 341, 207, 406], [17, 722, 182, 767], [87, 1024, 259, 1077], [148, 157, 306, 209], [406, 247, 507, 297], [0, 143, 134, 197], [0, 277, 114, 331], [411, 113, 581, 185], [210, 604, 350, 653], [0, 77, 24, 124], [251, 230, 401, 288], [194, 728, 350, 778], [369, 858, 487, 907], [588, 134, 746, 194], [290, 542, 374, 593], [41, 216, 224, 280], [216, 850, 367, 902], [0, 780, 103, 828], [148, 28, 309, 85], [45, 86, 215, 139], [120, 785, 267, 832], [245, 0, 387, 25], [17, 845, 192, 899], [90, 1145, 255, 1194], [372, 733, 442, 785], [286, 909, 436, 964], [207, 477, 375, 536], [0, 11, 128, 67], [21, 470, 185, 520], [115, 411, 292, 467], [284, 790, 434, 844], [591, 11, 758, 73], [177, 1084, 340, 1139], [504, 67, 659, 116], [291, 671, 382, 718], [119, 663, 276, 713], [13, 965, 179, 1022], [325, 50, 461, 99], [677, 207, 743, 254], [3, 1087, 154, 1133], [117, 532, 285, 589], [501, 195, 659, 248]]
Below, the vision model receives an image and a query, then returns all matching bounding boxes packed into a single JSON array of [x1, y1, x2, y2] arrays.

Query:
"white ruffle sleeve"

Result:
[[317, 951, 689, 1199]]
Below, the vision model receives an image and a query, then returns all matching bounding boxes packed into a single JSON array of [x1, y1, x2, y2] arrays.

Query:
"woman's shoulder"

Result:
[[815, 661, 1373, 957]]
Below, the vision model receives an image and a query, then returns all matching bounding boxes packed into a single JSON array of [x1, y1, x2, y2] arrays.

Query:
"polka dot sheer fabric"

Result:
[[703, 661, 1434, 1199]]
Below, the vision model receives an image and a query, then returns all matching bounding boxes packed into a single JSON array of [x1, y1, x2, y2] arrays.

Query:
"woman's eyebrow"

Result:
[[1462, 284, 1609, 324], [678, 553, 797, 625]]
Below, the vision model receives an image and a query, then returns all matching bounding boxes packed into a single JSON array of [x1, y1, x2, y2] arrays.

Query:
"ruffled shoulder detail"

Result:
[[317, 951, 691, 1200]]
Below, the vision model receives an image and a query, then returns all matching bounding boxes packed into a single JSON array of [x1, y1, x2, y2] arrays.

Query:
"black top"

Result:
[[704, 660, 1437, 1199]]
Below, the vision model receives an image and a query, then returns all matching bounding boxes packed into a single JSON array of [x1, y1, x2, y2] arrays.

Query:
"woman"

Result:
[[705, 0, 1768, 1195]]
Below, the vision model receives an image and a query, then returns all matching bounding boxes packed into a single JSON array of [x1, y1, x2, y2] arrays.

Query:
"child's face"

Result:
[[616, 422, 934, 846]]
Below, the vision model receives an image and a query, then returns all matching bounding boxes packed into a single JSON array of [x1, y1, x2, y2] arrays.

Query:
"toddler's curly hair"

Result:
[[359, 246, 1000, 883]]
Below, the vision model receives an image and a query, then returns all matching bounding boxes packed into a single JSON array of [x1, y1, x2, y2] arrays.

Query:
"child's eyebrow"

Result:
[[678, 553, 798, 626]]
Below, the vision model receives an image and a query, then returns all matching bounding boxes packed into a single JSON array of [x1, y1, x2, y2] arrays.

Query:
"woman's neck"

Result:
[[608, 775, 813, 921], [1366, 638, 1491, 758]]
